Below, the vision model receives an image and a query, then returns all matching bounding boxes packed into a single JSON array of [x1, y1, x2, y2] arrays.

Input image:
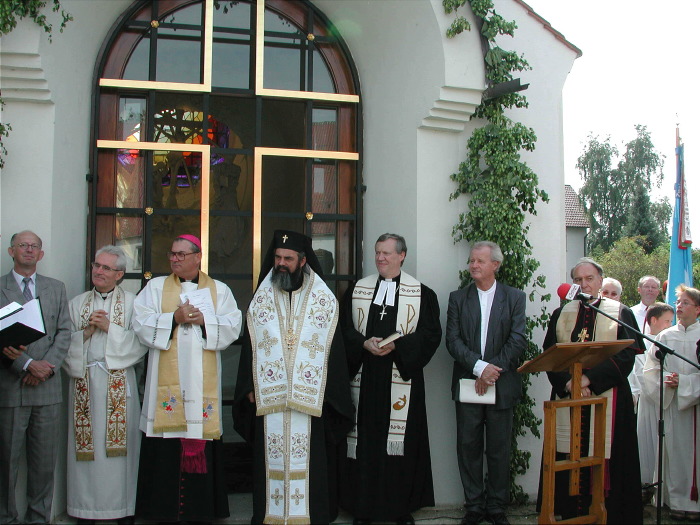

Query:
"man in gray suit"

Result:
[[0, 230, 71, 523], [446, 241, 526, 525]]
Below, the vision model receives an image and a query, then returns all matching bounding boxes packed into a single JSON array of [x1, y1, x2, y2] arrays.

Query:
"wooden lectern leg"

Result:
[[540, 403, 558, 524], [569, 364, 582, 496], [588, 398, 608, 524]]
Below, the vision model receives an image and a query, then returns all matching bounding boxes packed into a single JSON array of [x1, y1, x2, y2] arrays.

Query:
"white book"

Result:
[[459, 378, 496, 405], [0, 298, 46, 348]]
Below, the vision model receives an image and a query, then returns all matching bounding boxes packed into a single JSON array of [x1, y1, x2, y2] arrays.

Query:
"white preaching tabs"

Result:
[[180, 288, 215, 316], [373, 279, 396, 307]]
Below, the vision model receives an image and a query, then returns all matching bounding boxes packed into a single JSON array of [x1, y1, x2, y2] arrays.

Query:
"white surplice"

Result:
[[643, 321, 700, 512], [64, 289, 148, 519], [133, 276, 242, 439]]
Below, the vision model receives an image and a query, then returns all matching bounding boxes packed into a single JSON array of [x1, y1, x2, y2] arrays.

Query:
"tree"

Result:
[[577, 125, 669, 253], [596, 236, 669, 306]]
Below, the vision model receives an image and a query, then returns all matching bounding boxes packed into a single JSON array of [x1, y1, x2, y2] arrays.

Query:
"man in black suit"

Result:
[[0, 230, 71, 523], [446, 241, 526, 525]]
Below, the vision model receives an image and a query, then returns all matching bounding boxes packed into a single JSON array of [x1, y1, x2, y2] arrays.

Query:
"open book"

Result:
[[0, 298, 46, 349]]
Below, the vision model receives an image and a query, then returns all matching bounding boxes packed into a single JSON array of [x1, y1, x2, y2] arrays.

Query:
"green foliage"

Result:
[[445, 0, 548, 504], [578, 125, 668, 252], [0, 0, 72, 40], [594, 236, 669, 306]]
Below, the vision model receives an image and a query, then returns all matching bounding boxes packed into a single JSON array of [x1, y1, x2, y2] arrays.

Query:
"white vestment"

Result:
[[133, 276, 242, 438], [643, 321, 700, 512], [637, 334, 660, 485], [64, 289, 148, 519]]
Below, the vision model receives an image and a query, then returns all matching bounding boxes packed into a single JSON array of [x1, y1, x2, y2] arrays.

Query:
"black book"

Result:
[[0, 298, 46, 349]]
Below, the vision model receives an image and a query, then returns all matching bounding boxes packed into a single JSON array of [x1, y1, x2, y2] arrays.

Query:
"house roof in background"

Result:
[[565, 184, 590, 228]]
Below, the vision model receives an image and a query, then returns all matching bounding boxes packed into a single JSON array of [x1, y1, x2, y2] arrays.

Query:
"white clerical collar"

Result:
[[373, 276, 398, 307]]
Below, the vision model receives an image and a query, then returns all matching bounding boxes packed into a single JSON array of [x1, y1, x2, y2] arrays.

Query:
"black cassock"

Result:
[[232, 312, 354, 524], [339, 275, 442, 521], [537, 300, 644, 524]]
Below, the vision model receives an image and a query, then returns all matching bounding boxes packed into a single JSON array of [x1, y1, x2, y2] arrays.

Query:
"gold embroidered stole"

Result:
[[154, 272, 220, 438], [348, 273, 421, 457], [555, 299, 621, 458], [73, 287, 127, 461]]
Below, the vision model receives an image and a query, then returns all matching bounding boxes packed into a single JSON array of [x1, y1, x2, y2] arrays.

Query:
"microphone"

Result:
[[557, 283, 594, 302]]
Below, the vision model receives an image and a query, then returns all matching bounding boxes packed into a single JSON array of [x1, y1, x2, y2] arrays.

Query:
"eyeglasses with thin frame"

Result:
[[13, 243, 42, 251], [676, 299, 699, 308], [91, 262, 121, 272], [167, 251, 198, 261]]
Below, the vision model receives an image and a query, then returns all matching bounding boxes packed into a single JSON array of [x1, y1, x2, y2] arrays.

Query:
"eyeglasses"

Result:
[[13, 243, 41, 251], [91, 262, 121, 272], [676, 300, 698, 308], [167, 251, 198, 261]]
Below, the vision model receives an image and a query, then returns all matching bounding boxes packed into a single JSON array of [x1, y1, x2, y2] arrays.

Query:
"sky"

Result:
[[521, 0, 700, 244]]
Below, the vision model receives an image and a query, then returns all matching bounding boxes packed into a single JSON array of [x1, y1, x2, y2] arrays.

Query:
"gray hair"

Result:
[[95, 245, 127, 271], [570, 257, 603, 280], [602, 277, 622, 296], [638, 275, 661, 288], [470, 241, 504, 272], [376, 233, 407, 265]]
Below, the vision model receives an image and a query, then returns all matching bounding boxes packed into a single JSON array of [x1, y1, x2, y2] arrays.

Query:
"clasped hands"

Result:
[[664, 372, 679, 389], [363, 336, 395, 357], [174, 300, 204, 326], [2, 345, 54, 386], [565, 374, 592, 397], [475, 363, 502, 395], [83, 309, 110, 341]]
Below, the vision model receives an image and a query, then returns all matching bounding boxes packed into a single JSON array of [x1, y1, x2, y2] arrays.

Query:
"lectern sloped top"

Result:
[[517, 339, 635, 374]]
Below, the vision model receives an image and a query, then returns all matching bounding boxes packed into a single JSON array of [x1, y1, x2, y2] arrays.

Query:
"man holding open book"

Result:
[[446, 241, 526, 525], [0, 230, 71, 523]]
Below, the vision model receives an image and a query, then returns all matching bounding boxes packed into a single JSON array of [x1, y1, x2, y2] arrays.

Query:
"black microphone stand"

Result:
[[580, 298, 700, 525]]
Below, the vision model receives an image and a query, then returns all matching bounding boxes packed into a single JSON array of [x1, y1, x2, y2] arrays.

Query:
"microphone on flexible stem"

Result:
[[556, 283, 594, 302]]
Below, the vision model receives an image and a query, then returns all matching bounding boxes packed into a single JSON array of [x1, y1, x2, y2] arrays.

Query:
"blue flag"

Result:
[[666, 142, 693, 304]]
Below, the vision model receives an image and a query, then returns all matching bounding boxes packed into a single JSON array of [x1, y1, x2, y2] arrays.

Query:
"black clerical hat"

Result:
[[256, 230, 325, 289]]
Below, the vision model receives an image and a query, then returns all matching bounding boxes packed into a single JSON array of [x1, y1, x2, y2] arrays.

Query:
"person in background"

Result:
[[600, 277, 622, 302], [636, 302, 674, 503], [643, 286, 700, 521]]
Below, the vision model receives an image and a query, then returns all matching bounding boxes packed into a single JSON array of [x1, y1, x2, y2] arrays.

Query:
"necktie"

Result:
[[22, 277, 33, 302]]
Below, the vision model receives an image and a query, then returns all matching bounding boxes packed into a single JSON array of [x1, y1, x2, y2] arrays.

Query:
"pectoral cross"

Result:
[[577, 327, 589, 342], [379, 304, 387, 321]]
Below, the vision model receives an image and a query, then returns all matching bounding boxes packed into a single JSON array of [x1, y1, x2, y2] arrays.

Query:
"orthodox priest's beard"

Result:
[[271, 264, 304, 292]]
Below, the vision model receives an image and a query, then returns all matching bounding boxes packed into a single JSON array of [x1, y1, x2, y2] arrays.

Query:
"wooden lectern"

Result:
[[518, 339, 634, 525]]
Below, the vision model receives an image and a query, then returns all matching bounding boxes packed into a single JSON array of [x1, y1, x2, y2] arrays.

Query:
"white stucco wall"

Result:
[[0, 0, 579, 516]]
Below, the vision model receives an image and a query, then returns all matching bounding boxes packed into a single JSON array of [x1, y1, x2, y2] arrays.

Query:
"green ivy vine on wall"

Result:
[[0, 0, 72, 168], [443, 0, 551, 504]]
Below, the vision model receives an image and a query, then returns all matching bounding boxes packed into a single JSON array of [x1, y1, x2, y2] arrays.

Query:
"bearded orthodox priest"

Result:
[[537, 257, 644, 524], [339, 233, 442, 525], [233, 230, 354, 525], [133, 234, 243, 521]]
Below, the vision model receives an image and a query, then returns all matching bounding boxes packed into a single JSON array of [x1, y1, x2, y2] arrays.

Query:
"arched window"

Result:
[[91, 0, 361, 308]]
